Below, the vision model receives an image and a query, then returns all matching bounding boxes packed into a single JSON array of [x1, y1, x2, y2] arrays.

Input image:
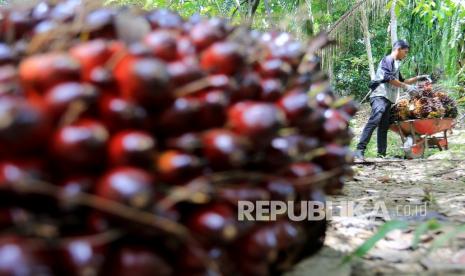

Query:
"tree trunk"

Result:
[[360, 7, 376, 80], [390, 0, 398, 45], [304, 0, 315, 36]]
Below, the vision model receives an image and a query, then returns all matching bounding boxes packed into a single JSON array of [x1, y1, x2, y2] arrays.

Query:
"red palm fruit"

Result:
[[260, 78, 284, 102], [0, 97, 51, 154], [156, 150, 202, 184], [84, 9, 116, 39], [230, 71, 261, 102], [116, 58, 171, 109], [200, 41, 244, 75], [69, 40, 113, 81], [176, 35, 197, 58], [33, 20, 58, 35], [164, 132, 202, 154], [338, 99, 359, 117], [296, 107, 325, 136], [283, 162, 323, 198], [157, 97, 199, 136], [95, 167, 155, 209], [50, 0, 80, 22], [146, 9, 184, 30], [1, 10, 36, 40], [0, 159, 45, 188], [0, 43, 16, 65], [108, 130, 156, 169], [238, 225, 279, 262], [59, 235, 108, 276], [89, 66, 118, 95], [313, 144, 352, 170], [258, 59, 292, 79], [202, 129, 249, 170], [189, 19, 229, 50], [50, 119, 109, 168], [314, 90, 336, 108], [43, 82, 99, 122], [262, 178, 296, 201], [187, 203, 238, 243], [99, 95, 149, 133], [320, 109, 349, 141], [227, 101, 286, 141], [193, 89, 229, 130], [0, 236, 54, 275], [19, 53, 81, 95], [143, 30, 179, 62], [109, 246, 173, 276], [277, 88, 311, 124], [59, 175, 95, 202], [167, 58, 204, 87]]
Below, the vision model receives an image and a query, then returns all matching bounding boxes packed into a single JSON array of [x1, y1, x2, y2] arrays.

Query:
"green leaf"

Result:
[[340, 220, 409, 265], [412, 219, 442, 249], [427, 224, 465, 254]]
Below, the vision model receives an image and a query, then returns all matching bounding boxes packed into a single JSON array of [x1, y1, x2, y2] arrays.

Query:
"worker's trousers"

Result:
[[356, 96, 392, 155]]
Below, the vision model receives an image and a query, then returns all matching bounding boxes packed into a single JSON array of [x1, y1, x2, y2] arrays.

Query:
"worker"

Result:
[[355, 40, 429, 161]]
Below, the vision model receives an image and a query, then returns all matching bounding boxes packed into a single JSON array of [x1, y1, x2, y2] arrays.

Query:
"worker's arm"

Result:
[[403, 76, 420, 84], [388, 79, 411, 89]]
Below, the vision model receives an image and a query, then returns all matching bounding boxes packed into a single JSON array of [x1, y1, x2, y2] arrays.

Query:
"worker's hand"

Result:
[[416, 74, 431, 82], [404, 84, 419, 97]]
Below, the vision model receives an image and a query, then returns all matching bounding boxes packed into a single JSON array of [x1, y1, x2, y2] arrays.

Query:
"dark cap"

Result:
[[393, 40, 410, 49]]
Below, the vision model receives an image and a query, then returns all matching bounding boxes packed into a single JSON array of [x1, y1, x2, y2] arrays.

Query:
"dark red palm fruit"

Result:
[[227, 101, 286, 142], [313, 89, 336, 109], [108, 130, 156, 169], [261, 178, 296, 201], [0, 43, 16, 65], [192, 89, 229, 130], [99, 95, 150, 133], [201, 129, 249, 170], [238, 259, 269, 276], [186, 203, 238, 243], [31, 2, 51, 21], [260, 78, 284, 102], [0, 236, 54, 275], [84, 9, 116, 39], [217, 185, 270, 205], [0, 159, 45, 188], [257, 59, 292, 79], [146, 9, 184, 30], [43, 82, 100, 122], [200, 41, 244, 75], [230, 70, 261, 102], [156, 150, 203, 184], [176, 35, 197, 58], [277, 87, 311, 124], [49, 0, 80, 22], [0, 65, 19, 97], [164, 132, 202, 154], [237, 225, 279, 263], [18, 53, 81, 96], [59, 235, 108, 276], [167, 58, 204, 87], [189, 19, 229, 51], [69, 39, 113, 81], [273, 220, 304, 252], [313, 144, 352, 170], [156, 97, 199, 136], [338, 99, 359, 117], [320, 109, 349, 141], [325, 175, 345, 195], [116, 58, 172, 109], [0, 97, 50, 154], [296, 107, 325, 136], [261, 135, 308, 170], [109, 246, 173, 276], [1, 10, 36, 40], [95, 167, 155, 209], [270, 41, 304, 68], [50, 119, 109, 169], [0, 208, 31, 229], [283, 162, 323, 199], [89, 66, 119, 95], [143, 30, 179, 62]]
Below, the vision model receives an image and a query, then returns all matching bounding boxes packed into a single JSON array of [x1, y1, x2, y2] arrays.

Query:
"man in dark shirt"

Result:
[[355, 40, 429, 160]]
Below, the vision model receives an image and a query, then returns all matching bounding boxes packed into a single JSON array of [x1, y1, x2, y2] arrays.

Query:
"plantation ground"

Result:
[[287, 105, 465, 276]]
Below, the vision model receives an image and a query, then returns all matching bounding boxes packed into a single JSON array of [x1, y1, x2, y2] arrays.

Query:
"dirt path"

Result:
[[286, 110, 465, 276]]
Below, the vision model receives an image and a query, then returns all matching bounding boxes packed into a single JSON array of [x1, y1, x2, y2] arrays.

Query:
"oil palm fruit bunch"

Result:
[[391, 98, 410, 122], [0, 1, 357, 275], [434, 91, 458, 118]]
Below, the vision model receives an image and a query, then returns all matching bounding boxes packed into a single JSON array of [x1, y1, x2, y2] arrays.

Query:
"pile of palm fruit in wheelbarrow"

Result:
[[391, 81, 458, 122], [0, 1, 357, 275]]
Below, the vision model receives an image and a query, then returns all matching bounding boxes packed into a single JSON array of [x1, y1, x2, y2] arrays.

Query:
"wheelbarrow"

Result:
[[389, 118, 454, 159]]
